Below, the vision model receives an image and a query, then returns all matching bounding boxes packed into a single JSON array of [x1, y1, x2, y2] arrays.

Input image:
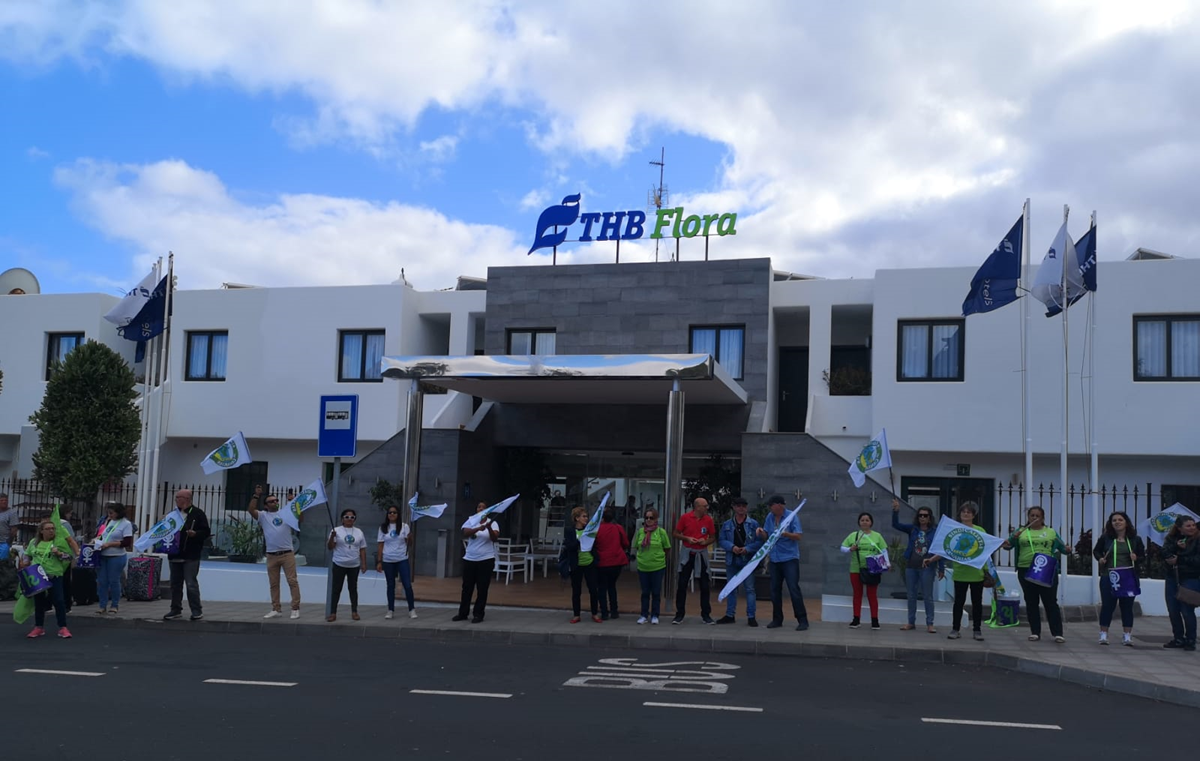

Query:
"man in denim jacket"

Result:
[[715, 497, 764, 626]]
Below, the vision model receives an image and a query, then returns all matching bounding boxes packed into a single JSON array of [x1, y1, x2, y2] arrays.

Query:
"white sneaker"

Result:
[[651, 616, 660, 625], [289, 610, 299, 620], [385, 611, 394, 620], [637, 616, 648, 625], [263, 610, 281, 619], [409, 610, 418, 619]]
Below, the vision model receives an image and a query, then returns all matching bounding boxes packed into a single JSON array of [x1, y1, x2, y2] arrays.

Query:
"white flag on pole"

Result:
[[104, 268, 159, 328], [718, 500, 806, 601], [200, 432, 253, 475], [578, 493, 611, 552], [1031, 221, 1085, 316], [133, 509, 187, 552], [280, 479, 328, 531], [409, 491, 448, 522], [1138, 503, 1199, 545], [927, 516, 1004, 570], [848, 429, 892, 488], [462, 494, 520, 530]]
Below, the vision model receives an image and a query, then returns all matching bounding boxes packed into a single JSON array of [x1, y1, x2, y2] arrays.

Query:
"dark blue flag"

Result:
[[118, 275, 169, 344], [962, 216, 1022, 316], [1075, 224, 1097, 293]]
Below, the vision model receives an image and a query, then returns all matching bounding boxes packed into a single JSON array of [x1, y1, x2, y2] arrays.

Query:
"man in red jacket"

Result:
[[594, 507, 631, 619]]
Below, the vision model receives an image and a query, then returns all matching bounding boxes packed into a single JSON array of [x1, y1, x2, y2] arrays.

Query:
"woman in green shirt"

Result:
[[929, 502, 988, 641], [1001, 506, 1067, 643], [21, 519, 80, 638], [841, 513, 889, 630], [633, 508, 671, 625]]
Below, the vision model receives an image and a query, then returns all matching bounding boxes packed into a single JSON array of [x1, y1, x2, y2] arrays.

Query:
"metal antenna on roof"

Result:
[[648, 147, 668, 262]]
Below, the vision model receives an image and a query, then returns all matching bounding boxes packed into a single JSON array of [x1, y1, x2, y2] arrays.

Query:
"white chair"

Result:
[[494, 542, 530, 585]]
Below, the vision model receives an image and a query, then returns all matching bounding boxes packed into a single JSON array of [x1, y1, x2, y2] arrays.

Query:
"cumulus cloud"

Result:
[[8, 1, 1200, 281]]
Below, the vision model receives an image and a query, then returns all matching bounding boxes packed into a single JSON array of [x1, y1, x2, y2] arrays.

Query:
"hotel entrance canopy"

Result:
[[379, 354, 748, 405]]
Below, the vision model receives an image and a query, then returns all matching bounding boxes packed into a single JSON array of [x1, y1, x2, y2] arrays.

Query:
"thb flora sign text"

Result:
[[528, 193, 737, 255]]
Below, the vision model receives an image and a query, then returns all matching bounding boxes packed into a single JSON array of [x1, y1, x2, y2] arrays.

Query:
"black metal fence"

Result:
[[993, 482, 1184, 577]]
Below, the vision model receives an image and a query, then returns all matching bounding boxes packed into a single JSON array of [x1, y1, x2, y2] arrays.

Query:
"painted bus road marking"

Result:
[[204, 679, 297, 687], [644, 701, 763, 713], [921, 718, 1062, 731], [410, 689, 512, 699], [15, 669, 106, 677], [564, 658, 741, 694]]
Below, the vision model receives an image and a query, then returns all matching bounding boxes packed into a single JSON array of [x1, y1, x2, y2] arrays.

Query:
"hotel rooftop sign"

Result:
[[527, 193, 737, 256]]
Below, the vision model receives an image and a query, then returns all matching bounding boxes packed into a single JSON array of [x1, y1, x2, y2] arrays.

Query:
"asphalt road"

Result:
[[2, 620, 1191, 761]]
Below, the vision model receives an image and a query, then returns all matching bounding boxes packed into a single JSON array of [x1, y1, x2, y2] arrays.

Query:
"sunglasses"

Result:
[[386, 511, 399, 516], [343, 516, 356, 521], [266, 500, 278, 504]]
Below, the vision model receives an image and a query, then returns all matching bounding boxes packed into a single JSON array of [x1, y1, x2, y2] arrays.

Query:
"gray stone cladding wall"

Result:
[[484, 258, 772, 402], [740, 432, 906, 601]]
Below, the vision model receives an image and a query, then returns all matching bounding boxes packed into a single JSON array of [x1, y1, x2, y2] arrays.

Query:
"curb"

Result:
[[67, 614, 1200, 709]]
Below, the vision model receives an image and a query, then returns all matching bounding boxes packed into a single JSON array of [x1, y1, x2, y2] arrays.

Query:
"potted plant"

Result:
[[224, 516, 264, 563]]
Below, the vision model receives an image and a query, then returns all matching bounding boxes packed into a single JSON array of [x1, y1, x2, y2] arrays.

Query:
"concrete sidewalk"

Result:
[[4, 597, 1198, 708]]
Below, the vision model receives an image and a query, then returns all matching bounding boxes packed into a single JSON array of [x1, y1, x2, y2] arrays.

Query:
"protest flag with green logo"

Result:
[[280, 479, 328, 531], [578, 493, 611, 552], [201, 432, 252, 475], [928, 516, 1004, 570], [848, 429, 891, 488]]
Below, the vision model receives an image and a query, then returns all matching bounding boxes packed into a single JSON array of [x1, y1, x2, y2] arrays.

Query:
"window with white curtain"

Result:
[[897, 320, 964, 381], [45, 332, 84, 379], [507, 329, 556, 355], [1134, 316, 1200, 380], [689, 325, 745, 380], [185, 331, 228, 381], [338, 330, 385, 382]]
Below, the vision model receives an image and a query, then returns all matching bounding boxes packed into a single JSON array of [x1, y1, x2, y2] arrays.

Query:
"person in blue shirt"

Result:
[[892, 499, 944, 633], [715, 496, 764, 626], [756, 494, 809, 631]]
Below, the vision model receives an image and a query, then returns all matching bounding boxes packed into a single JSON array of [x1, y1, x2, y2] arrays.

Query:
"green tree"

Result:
[[29, 340, 140, 502]]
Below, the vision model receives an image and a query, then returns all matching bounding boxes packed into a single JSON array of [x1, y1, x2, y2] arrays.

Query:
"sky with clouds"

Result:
[[1, 0, 1197, 294]]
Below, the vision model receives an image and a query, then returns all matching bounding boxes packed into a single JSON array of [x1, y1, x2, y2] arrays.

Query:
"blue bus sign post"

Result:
[[319, 395, 358, 617]]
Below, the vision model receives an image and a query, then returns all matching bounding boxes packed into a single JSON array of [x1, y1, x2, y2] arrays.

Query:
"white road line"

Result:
[[410, 689, 512, 699], [204, 679, 297, 687], [643, 701, 763, 713], [15, 669, 105, 677], [922, 718, 1061, 731]]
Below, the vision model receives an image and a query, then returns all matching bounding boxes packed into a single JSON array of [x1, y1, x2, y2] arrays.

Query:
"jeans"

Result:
[[849, 572, 880, 618], [724, 561, 756, 619], [905, 566, 937, 626], [34, 576, 67, 628], [267, 552, 301, 611], [330, 565, 360, 613], [570, 563, 600, 617], [168, 559, 202, 616], [952, 580, 984, 632], [1018, 567, 1064, 637], [675, 552, 711, 618], [597, 565, 622, 617], [769, 559, 808, 624], [638, 568, 665, 617], [459, 558, 495, 619], [97, 553, 127, 610], [1098, 576, 1135, 630], [1165, 575, 1199, 643], [382, 559, 415, 612]]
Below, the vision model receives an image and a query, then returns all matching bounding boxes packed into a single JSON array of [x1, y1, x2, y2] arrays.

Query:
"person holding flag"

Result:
[[454, 501, 500, 623], [892, 499, 943, 634], [376, 503, 417, 620], [926, 502, 999, 642], [562, 506, 602, 623], [757, 495, 810, 631], [247, 485, 301, 620], [18, 509, 79, 638], [163, 489, 210, 622], [715, 496, 763, 627]]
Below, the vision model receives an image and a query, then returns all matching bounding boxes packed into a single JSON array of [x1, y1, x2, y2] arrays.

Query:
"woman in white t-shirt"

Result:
[[326, 509, 367, 622], [95, 503, 133, 615], [376, 505, 416, 620], [454, 501, 499, 624]]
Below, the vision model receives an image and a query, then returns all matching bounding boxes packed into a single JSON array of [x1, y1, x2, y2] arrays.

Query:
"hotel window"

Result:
[[186, 331, 229, 381], [338, 330, 386, 382], [897, 320, 964, 381], [46, 332, 84, 379], [690, 325, 745, 380], [507, 329, 556, 355], [1134, 315, 1200, 381]]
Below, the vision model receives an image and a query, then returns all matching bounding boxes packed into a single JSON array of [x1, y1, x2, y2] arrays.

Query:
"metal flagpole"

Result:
[[1088, 210, 1099, 602], [148, 253, 175, 526], [132, 259, 160, 532], [1058, 205, 1070, 600], [1021, 200, 1034, 508]]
